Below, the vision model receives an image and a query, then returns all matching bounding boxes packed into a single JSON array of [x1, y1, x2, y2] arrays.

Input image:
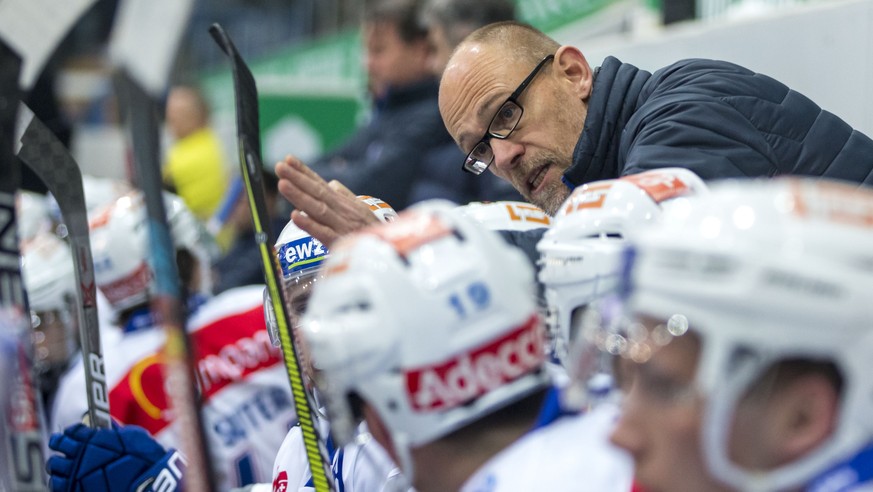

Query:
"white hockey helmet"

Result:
[[21, 232, 77, 313], [20, 231, 79, 374], [537, 168, 708, 363], [46, 175, 132, 225], [89, 191, 217, 312], [266, 195, 398, 347], [16, 190, 51, 245], [452, 200, 551, 231], [300, 199, 549, 478], [603, 177, 873, 491]]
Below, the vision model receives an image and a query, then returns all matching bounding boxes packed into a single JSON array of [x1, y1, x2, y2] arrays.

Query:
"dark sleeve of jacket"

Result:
[[310, 96, 448, 210], [620, 59, 873, 185]]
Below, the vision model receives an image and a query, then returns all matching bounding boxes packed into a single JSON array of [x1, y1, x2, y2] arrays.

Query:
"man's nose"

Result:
[[490, 138, 524, 174]]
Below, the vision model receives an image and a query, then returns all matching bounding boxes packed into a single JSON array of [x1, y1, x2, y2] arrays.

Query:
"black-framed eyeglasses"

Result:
[[462, 54, 555, 175]]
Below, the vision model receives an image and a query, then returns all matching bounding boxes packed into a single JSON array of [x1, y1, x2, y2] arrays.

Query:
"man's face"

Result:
[[608, 317, 813, 492], [608, 326, 731, 492], [439, 44, 585, 215], [165, 88, 203, 140], [363, 21, 431, 99]]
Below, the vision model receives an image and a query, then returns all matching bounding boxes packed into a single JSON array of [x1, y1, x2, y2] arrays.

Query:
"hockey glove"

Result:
[[47, 423, 186, 492]]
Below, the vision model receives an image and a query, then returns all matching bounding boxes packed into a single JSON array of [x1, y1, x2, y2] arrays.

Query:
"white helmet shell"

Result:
[[300, 200, 549, 476], [537, 168, 708, 360], [89, 191, 217, 312], [16, 191, 51, 245], [47, 175, 133, 225], [626, 177, 873, 491], [267, 196, 399, 347], [21, 232, 76, 312], [452, 201, 550, 231]]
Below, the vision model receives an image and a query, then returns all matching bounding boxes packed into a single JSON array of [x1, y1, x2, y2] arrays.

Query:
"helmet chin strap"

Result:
[[390, 432, 416, 488]]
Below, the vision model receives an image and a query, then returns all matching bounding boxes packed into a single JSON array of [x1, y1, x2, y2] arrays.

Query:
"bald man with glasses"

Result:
[[275, 21, 873, 248]]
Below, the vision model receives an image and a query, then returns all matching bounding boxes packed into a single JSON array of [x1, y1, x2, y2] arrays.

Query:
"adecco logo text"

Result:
[[405, 315, 544, 412]]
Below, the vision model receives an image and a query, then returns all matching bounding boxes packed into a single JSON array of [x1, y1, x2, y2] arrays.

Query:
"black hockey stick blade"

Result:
[[208, 23, 337, 492], [17, 108, 112, 429], [0, 39, 48, 492], [113, 70, 216, 491]]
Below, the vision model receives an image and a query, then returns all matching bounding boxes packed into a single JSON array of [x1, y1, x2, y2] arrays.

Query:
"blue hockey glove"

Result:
[[47, 423, 186, 492]]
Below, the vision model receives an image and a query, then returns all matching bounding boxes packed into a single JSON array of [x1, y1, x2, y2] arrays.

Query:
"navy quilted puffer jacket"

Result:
[[563, 57, 873, 187]]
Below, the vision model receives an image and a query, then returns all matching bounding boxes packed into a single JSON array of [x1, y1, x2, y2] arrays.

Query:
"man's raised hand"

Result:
[[275, 155, 379, 247]]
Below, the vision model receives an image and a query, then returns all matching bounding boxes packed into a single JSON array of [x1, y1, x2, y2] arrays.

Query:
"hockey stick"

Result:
[[0, 1, 99, 489], [208, 23, 337, 492], [16, 108, 112, 430], [0, 39, 48, 492], [113, 72, 215, 492], [108, 0, 214, 489]]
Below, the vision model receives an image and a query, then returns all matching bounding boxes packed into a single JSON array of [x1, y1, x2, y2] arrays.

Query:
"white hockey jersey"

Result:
[[460, 404, 634, 492], [52, 285, 296, 490], [271, 416, 404, 492]]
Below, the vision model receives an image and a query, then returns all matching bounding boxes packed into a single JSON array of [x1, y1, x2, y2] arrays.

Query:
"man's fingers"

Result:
[[276, 155, 382, 244], [291, 210, 340, 247], [328, 180, 357, 200]]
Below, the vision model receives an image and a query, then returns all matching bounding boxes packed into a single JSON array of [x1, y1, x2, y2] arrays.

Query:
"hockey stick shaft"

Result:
[[17, 110, 112, 430], [114, 71, 216, 492], [208, 23, 337, 492], [0, 40, 48, 492]]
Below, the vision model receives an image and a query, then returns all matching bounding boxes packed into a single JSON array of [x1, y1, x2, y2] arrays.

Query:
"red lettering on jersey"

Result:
[[405, 315, 544, 412]]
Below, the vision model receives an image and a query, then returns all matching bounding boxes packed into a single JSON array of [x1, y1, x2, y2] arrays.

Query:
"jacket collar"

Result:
[[562, 56, 651, 189]]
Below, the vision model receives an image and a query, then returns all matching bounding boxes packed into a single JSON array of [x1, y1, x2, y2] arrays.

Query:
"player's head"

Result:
[[591, 178, 873, 492], [538, 168, 708, 366], [451, 200, 550, 231], [21, 231, 79, 383], [419, 0, 516, 75], [363, 0, 432, 99], [299, 200, 549, 482], [266, 195, 398, 349], [89, 191, 217, 319]]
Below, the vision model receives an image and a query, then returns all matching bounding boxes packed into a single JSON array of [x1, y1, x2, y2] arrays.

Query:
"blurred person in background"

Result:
[[409, 0, 523, 205], [48, 191, 293, 491], [420, 0, 516, 76], [163, 84, 230, 221], [309, 0, 473, 210], [21, 232, 81, 415]]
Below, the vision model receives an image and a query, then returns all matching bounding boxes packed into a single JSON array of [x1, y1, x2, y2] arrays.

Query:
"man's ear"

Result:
[[772, 373, 840, 462], [553, 45, 594, 100]]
